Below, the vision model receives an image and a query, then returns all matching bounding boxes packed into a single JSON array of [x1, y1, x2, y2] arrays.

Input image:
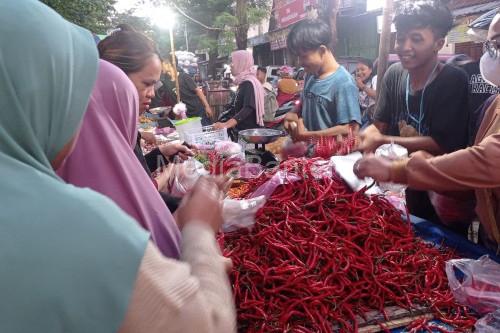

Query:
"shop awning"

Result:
[[452, 1, 500, 17]]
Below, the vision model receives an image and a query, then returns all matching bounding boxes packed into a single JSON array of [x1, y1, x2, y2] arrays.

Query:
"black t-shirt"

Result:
[[460, 62, 500, 114], [179, 72, 204, 118], [227, 81, 259, 131], [151, 73, 177, 108], [374, 63, 470, 153]]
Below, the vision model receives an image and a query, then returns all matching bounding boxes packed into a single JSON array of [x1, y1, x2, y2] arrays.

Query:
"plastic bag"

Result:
[[428, 191, 476, 225], [281, 138, 308, 160], [214, 141, 242, 157], [173, 102, 187, 119], [328, 152, 380, 195], [208, 150, 245, 176], [167, 158, 209, 197], [445, 255, 500, 316], [238, 163, 264, 179], [475, 309, 500, 333], [222, 195, 267, 232], [375, 143, 408, 193], [248, 170, 301, 199]]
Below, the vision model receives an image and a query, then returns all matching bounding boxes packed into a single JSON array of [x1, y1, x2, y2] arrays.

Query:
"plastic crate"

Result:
[[185, 125, 229, 147]]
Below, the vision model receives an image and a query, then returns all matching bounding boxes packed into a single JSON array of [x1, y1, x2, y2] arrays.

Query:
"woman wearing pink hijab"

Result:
[[58, 60, 181, 258], [214, 50, 265, 136]]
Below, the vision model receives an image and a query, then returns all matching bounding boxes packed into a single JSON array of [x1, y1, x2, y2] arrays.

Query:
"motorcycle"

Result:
[[264, 95, 301, 130]]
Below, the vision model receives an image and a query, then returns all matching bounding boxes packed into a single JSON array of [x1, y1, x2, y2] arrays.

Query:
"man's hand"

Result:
[[140, 131, 156, 145], [398, 120, 419, 137], [213, 119, 237, 130], [205, 106, 214, 119], [358, 127, 385, 153], [159, 142, 194, 161], [291, 118, 308, 142], [353, 154, 392, 182], [213, 122, 226, 130], [175, 177, 224, 232], [284, 112, 299, 132]]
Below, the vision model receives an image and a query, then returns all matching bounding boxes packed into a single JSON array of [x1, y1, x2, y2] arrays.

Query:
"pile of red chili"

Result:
[[221, 158, 476, 332], [207, 151, 243, 175]]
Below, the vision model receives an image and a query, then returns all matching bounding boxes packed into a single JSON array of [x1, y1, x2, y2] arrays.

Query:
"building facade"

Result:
[[247, 0, 500, 66]]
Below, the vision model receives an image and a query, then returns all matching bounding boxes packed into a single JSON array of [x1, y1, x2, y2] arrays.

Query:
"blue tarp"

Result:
[[410, 215, 500, 263], [390, 216, 500, 332]]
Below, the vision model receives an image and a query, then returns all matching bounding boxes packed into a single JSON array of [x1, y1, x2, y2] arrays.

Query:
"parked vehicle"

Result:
[[266, 66, 281, 89], [264, 94, 300, 130]]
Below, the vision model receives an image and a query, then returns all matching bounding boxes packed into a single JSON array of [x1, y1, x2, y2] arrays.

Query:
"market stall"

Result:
[[136, 116, 499, 332]]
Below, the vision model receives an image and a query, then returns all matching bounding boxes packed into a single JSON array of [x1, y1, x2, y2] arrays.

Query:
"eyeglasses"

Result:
[[483, 40, 499, 59]]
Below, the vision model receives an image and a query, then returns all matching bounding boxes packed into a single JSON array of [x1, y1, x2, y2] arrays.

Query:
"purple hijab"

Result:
[[58, 60, 181, 258]]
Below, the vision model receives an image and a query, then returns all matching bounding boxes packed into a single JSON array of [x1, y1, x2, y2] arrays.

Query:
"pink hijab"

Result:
[[231, 50, 265, 126], [58, 60, 181, 258]]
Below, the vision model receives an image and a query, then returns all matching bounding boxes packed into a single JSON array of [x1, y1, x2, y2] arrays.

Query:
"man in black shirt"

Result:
[[359, 1, 471, 223], [153, 61, 214, 126], [447, 55, 500, 142], [178, 70, 214, 125]]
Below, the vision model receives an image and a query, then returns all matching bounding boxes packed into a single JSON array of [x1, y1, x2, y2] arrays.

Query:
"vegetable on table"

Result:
[[219, 158, 476, 332]]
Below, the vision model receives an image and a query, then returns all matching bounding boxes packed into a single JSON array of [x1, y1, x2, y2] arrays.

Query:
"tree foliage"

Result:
[[111, 9, 154, 34], [40, 0, 116, 33]]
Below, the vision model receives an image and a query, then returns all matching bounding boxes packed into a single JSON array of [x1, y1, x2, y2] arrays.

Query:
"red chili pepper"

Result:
[[220, 158, 477, 332]]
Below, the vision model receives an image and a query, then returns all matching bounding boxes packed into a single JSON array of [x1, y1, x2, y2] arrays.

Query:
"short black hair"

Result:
[[257, 66, 266, 73], [394, 0, 453, 39], [287, 19, 333, 56], [357, 58, 373, 69]]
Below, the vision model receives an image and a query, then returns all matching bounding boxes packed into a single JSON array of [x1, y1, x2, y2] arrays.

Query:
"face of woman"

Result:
[[128, 55, 162, 113], [356, 63, 372, 81]]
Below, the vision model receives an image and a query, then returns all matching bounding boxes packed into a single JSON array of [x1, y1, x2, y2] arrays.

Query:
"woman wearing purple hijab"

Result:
[[58, 60, 181, 258]]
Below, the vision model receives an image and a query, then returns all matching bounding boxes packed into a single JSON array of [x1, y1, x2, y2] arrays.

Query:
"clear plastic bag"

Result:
[[375, 143, 408, 194], [248, 170, 301, 199], [475, 309, 500, 333], [222, 195, 267, 232], [167, 158, 209, 198], [445, 255, 500, 316]]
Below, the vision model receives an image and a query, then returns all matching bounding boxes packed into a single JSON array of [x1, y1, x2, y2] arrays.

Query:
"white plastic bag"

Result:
[[375, 143, 408, 193], [214, 141, 242, 157], [222, 196, 267, 232], [475, 309, 500, 333], [329, 152, 380, 195], [445, 255, 500, 316], [167, 158, 208, 197], [173, 102, 187, 119]]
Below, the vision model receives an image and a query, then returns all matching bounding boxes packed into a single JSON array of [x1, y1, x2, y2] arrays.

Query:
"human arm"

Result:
[[292, 120, 359, 141], [359, 131, 444, 154], [213, 118, 238, 130], [354, 133, 500, 191], [361, 68, 469, 155], [195, 87, 214, 118], [356, 77, 376, 99], [119, 177, 236, 333], [214, 82, 255, 129], [145, 143, 194, 173], [292, 77, 361, 141]]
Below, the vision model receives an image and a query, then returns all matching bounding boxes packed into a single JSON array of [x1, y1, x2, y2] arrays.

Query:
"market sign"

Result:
[[275, 0, 319, 30], [269, 28, 291, 51]]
